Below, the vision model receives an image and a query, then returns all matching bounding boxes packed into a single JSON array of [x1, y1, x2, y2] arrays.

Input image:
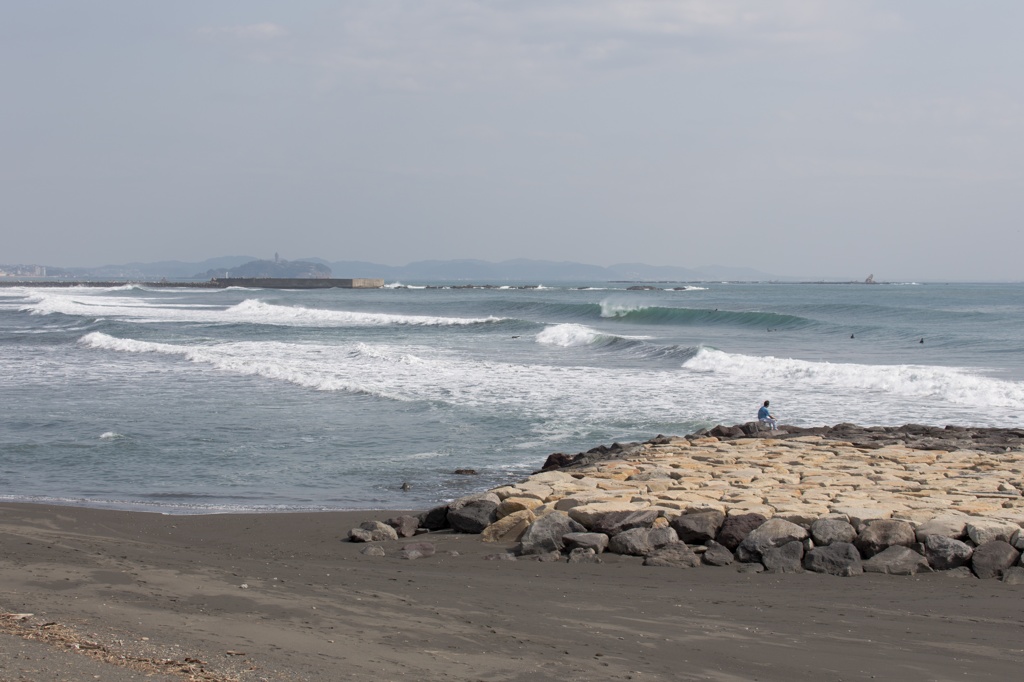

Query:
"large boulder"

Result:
[[518, 512, 586, 555], [481, 510, 535, 543], [386, 515, 420, 538], [922, 535, 973, 571], [348, 521, 399, 543], [447, 499, 499, 534], [642, 542, 701, 568], [762, 541, 804, 574], [701, 541, 735, 567], [914, 515, 968, 541], [803, 543, 863, 577], [590, 510, 660, 536], [736, 518, 808, 563], [970, 540, 1021, 579], [855, 519, 916, 558], [671, 510, 726, 544], [397, 542, 436, 560], [965, 519, 1019, 546], [608, 527, 678, 556], [563, 532, 610, 554], [419, 505, 451, 531], [810, 518, 857, 547], [716, 513, 767, 551], [862, 546, 931, 575]]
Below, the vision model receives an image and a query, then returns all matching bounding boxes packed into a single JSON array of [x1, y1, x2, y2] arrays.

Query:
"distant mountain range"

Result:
[[1, 256, 780, 282]]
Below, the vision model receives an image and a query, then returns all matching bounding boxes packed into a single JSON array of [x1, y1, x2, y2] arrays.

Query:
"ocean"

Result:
[[1, 280, 1022, 514]]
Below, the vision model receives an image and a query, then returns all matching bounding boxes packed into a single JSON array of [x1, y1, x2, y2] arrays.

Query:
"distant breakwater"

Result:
[[347, 423, 1024, 580], [0, 277, 384, 289]]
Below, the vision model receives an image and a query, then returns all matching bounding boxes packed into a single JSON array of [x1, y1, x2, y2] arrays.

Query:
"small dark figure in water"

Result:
[[850, 333, 855, 339], [920, 338, 924, 344]]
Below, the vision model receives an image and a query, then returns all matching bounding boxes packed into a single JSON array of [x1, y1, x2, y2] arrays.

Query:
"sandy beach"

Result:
[[2, 501, 1023, 682]]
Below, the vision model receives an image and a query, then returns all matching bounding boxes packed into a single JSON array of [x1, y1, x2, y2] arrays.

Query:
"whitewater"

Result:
[[1, 281, 1022, 513]]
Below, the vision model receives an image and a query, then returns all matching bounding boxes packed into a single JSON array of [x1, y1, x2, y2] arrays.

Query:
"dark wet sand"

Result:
[[1, 503, 1023, 681]]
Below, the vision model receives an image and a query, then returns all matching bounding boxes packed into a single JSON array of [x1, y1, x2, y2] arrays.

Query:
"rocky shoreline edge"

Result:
[[346, 423, 1024, 580]]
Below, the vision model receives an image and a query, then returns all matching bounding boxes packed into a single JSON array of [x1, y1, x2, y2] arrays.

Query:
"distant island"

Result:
[[195, 254, 331, 280]]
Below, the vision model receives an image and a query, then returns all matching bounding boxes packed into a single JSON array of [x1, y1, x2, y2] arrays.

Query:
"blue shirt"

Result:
[[758, 406, 770, 420]]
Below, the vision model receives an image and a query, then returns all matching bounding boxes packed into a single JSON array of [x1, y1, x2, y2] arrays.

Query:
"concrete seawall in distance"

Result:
[[0, 278, 386, 289]]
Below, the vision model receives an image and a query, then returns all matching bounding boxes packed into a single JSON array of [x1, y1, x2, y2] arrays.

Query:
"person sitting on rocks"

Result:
[[758, 400, 778, 430]]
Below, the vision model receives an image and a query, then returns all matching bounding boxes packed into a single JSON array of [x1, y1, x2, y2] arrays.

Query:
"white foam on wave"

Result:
[[99, 431, 124, 440], [683, 348, 1024, 409], [24, 292, 501, 327], [535, 323, 605, 347], [600, 299, 650, 318]]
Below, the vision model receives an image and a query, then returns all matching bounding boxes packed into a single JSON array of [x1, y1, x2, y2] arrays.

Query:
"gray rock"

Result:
[[447, 499, 499, 534], [398, 542, 436, 560], [810, 518, 857, 546], [590, 510, 660, 536], [1011, 529, 1024, 552], [971, 540, 1021, 579], [347, 521, 399, 543], [716, 513, 767, 551], [386, 515, 420, 538], [562, 532, 609, 554], [736, 562, 764, 574], [923, 535, 973, 571], [671, 510, 726, 544], [360, 545, 386, 556], [608, 526, 679, 556], [762, 540, 804, 573], [449, 491, 501, 510], [966, 519, 1018, 546], [567, 547, 603, 564], [518, 512, 587, 555], [855, 519, 916, 558], [736, 518, 808, 563], [418, 505, 450, 531], [642, 542, 701, 568], [803, 542, 863, 577], [701, 540, 735, 567], [862, 546, 932, 575], [1001, 566, 1024, 584]]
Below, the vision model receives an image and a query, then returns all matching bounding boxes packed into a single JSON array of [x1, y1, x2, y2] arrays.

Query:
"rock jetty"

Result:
[[348, 423, 1024, 580]]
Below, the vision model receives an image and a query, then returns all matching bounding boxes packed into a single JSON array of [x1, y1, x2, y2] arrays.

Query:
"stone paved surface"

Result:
[[489, 433, 1024, 530]]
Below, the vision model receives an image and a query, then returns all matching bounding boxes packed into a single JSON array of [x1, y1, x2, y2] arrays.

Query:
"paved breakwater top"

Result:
[[350, 424, 1024, 578], [0, 277, 384, 289]]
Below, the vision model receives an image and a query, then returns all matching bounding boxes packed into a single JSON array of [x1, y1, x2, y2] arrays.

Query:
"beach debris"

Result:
[[238, 583, 249, 589], [567, 547, 602, 564], [483, 552, 517, 561]]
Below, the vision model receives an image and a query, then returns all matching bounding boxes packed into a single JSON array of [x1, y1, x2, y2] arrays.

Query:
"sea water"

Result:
[[1, 281, 1022, 513]]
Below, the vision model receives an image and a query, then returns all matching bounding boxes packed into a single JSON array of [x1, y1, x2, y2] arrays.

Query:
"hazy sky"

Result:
[[3, 1, 1022, 280]]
